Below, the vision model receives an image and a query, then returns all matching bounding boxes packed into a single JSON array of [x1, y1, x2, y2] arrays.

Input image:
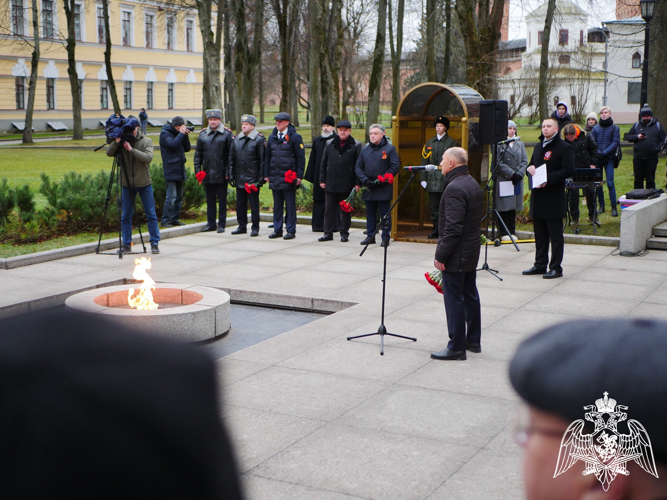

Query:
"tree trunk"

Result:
[[101, 0, 120, 114], [271, 0, 292, 113], [425, 0, 436, 81], [388, 0, 404, 117], [223, 0, 238, 129], [23, 0, 40, 145], [259, 56, 265, 123], [326, 0, 343, 117], [63, 0, 83, 139], [441, 0, 451, 83], [648, 0, 667, 123], [233, 0, 265, 116], [308, 0, 322, 137], [196, 0, 224, 123], [538, 0, 557, 122], [366, 0, 387, 140]]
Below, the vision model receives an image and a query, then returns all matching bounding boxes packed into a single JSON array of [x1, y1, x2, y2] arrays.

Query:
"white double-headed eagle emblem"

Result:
[[554, 392, 658, 491]]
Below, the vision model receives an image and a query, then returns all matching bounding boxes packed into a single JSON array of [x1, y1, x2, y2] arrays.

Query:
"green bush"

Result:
[[149, 163, 206, 216], [227, 186, 237, 209], [296, 182, 314, 213], [149, 164, 167, 216], [0, 178, 15, 225], [14, 184, 36, 222]]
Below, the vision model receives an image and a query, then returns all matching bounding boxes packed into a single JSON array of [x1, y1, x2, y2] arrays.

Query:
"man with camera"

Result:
[[106, 117, 160, 254], [195, 109, 233, 233], [159, 116, 191, 228]]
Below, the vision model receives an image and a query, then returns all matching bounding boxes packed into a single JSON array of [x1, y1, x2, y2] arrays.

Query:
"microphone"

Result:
[[403, 164, 440, 171], [497, 136, 521, 145]]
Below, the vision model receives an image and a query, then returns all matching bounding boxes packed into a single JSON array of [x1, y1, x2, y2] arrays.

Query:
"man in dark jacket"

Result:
[[159, 116, 191, 228], [590, 106, 620, 216], [523, 118, 574, 279], [264, 112, 305, 240], [139, 108, 148, 134], [420, 116, 458, 239], [563, 124, 598, 226], [228, 114, 265, 237], [551, 102, 573, 132], [431, 147, 484, 361], [194, 109, 233, 233], [354, 124, 400, 247], [627, 105, 666, 190], [318, 120, 362, 243], [304, 115, 336, 232]]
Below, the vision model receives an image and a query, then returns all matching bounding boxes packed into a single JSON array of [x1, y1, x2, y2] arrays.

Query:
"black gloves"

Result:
[[511, 173, 523, 186], [364, 179, 375, 188]]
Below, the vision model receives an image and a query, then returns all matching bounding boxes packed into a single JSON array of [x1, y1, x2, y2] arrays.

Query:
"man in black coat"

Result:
[[354, 124, 400, 247], [523, 118, 575, 279], [431, 147, 484, 361], [264, 112, 306, 240], [194, 109, 233, 233], [228, 114, 265, 237], [626, 105, 666, 189], [304, 115, 336, 232], [159, 116, 191, 228], [139, 108, 148, 134], [318, 120, 362, 243]]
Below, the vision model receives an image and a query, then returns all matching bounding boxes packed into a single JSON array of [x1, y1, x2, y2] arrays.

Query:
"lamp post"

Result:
[[640, 0, 655, 110]]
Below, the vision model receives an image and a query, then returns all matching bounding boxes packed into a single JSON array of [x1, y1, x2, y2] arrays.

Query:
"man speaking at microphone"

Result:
[[431, 147, 484, 361]]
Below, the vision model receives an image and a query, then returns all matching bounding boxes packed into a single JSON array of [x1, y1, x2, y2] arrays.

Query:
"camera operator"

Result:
[[159, 116, 191, 228], [106, 117, 161, 254]]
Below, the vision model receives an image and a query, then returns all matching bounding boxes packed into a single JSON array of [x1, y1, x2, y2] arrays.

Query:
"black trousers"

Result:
[[324, 192, 351, 237], [442, 270, 481, 352], [311, 200, 325, 232], [205, 182, 228, 228], [533, 217, 564, 273], [567, 188, 596, 221], [633, 157, 659, 189], [236, 187, 260, 232], [497, 210, 516, 236], [272, 188, 297, 234], [365, 200, 391, 242]]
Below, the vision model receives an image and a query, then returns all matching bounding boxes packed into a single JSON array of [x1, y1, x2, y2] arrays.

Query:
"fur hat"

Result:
[[205, 109, 223, 120]]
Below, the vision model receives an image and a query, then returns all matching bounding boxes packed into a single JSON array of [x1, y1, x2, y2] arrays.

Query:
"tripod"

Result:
[[347, 172, 418, 355], [477, 143, 520, 280], [95, 145, 146, 257]]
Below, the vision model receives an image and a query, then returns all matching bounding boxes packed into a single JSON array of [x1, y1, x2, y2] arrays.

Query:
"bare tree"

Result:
[[63, 0, 83, 139], [307, 0, 322, 136], [340, 0, 371, 121], [648, 0, 666, 122], [538, 0, 557, 121], [101, 0, 121, 113], [233, 0, 265, 116], [366, 0, 387, 138], [440, 0, 451, 83], [388, 0, 405, 116], [222, 0, 239, 128], [270, 0, 301, 113], [23, 0, 40, 144], [195, 0, 224, 123], [425, 0, 436, 81]]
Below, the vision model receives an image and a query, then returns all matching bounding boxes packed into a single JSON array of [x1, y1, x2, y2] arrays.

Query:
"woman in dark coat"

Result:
[[494, 120, 527, 241]]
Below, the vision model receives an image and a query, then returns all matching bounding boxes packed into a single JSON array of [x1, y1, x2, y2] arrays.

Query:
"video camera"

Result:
[[105, 114, 141, 144]]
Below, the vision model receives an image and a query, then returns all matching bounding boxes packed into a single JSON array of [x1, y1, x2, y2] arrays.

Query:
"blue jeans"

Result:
[[365, 200, 391, 241], [140, 120, 147, 134], [442, 270, 481, 352], [122, 185, 160, 245], [163, 180, 183, 223], [596, 157, 617, 209]]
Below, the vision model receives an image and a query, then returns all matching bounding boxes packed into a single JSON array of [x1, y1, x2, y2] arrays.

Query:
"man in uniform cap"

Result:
[[304, 115, 337, 232], [195, 109, 233, 233], [420, 116, 458, 239], [264, 112, 305, 240], [510, 318, 667, 500]]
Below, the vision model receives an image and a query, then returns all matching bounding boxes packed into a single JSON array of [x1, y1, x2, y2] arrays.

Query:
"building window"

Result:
[[97, 7, 106, 44], [122, 11, 132, 46], [124, 81, 133, 109], [145, 14, 154, 48], [74, 3, 82, 40], [100, 80, 108, 109], [46, 78, 55, 109], [559, 29, 568, 45], [186, 19, 194, 52], [510, 95, 515, 105], [146, 82, 154, 109], [78, 79, 84, 108], [11, 0, 25, 36], [15, 77, 25, 109], [558, 54, 571, 64], [627, 82, 641, 104], [538, 31, 543, 46], [570, 95, 577, 108], [168, 83, 174, 109], [166, 16, 176, 50], [632, 52, 642, 68], [42, 0, 55, 38], [580, 30, 584, 45]]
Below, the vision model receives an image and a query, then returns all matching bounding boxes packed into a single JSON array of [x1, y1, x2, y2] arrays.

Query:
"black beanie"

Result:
[[322, 115, 335, 126], [172, 116, 185, 127], [640, 105, 652, 117]]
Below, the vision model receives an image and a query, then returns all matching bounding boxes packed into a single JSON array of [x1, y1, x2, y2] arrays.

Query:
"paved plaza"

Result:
[[2, 223, 667, 499]]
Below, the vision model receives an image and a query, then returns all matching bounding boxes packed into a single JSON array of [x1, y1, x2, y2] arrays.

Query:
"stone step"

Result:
[[653, 221, 667, 237], [647, 237, 667, 250]]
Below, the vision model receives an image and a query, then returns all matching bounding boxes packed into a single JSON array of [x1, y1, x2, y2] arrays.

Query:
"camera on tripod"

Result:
[[104, 114, 140, 145]]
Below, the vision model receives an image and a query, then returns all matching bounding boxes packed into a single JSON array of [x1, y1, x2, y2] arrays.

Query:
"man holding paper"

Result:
[[523, 118, 574, 279]]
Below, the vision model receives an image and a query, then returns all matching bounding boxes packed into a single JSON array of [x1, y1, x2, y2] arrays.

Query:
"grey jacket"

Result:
[[494, 140, 528, 212]]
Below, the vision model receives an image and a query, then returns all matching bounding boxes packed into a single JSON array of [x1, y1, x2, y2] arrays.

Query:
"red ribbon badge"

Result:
[[382, 150, 387, 160], [544, 151, 553, 161]]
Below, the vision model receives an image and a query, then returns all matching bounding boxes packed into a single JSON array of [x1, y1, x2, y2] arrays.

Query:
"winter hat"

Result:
[[508, 120, 517, 129], [171, 116, 185, 128], [434, 116, 450, 129], [274, 112, 291, 122], [586, 111, 598, 122], [336, 120, 352, 129], [240, 114, 257, 126], [322, 115, 335, 126], [205, 109, 223, 119], [640, 105, 653, 117]]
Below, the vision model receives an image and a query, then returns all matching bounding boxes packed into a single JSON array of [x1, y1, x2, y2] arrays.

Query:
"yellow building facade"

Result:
[[0, 0, 220, 131]]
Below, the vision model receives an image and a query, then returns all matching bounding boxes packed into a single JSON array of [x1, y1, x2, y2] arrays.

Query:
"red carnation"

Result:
[[195, 171, 206, 185], [378, 175, 385, 183], [285, 170, 297, 183], [339, 200, 354, 213], [384, 173, 394, 184]]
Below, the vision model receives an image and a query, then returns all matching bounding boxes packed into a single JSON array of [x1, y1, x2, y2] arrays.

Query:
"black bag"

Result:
[[625, 188, 664, 200], [613, 145, 622, 168]]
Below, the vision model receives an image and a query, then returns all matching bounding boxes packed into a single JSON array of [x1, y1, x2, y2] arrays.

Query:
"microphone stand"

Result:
[[347, 171, 418, 356]]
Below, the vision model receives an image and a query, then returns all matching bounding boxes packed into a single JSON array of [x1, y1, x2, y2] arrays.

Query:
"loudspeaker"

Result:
[[479, 100, 508, 145]]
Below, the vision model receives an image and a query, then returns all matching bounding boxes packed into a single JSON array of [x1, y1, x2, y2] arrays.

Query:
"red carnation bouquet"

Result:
[[195, 171, 207, 185], [244, 182, 259, 194], [377, 173, 394, 184], [285, 170, 298, 184], [339, 187, 358, 213], [425, 270, 443, 294]]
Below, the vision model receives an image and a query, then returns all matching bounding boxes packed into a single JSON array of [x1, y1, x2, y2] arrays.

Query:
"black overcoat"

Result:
[[354, 136, 400, 201], [529, 134, 575, 219], [304, 134, 334, 201], [264, 124, 306, 190], [194, 126, 233, 185], [228, 129, 266, 186], [159, 124, 191, 182], [319, 135, 362, 193]]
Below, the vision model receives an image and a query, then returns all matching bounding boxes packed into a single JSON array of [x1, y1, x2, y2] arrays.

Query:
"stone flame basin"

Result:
[[65, 284, 230, 342]]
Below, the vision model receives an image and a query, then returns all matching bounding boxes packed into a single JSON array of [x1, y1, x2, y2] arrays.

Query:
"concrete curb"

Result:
[[485, 228, 619, 247]]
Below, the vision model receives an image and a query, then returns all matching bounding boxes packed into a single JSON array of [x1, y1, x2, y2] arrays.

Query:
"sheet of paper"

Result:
[[530, 164, 547, 189], [498, 181, 515, 197]]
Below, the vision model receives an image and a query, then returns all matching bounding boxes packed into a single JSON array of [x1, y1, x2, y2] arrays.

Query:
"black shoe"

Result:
[[318, 234, 334, 242], [570, 219, 579, 226], [151, 244, 159, 254], [250, 229, 259, 237], [160, 222, 173, 228], [428, 230, 438, 239], [588, 215, 601, 227], [217, 227, 225, 233], [119, 244, 132, 254], [363, 230, 367, 235], [597, 207, 605, 215], [381, 239, 390, 247], [431, 348, 467, 361], [611, 207, 618, 217], [231, 228, 247, 235], [466, 343, 482, 353], [360, 236, 376, 245], [201, 225, 216, 232], [283, 232, 295, 240], [172, 220, 186, 226], [268, 223, 274, 228], [268, 231, 283, 239], [522, 266, 547, 275], [341, 235, 349, 242], [543, 269, 563, 279]]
